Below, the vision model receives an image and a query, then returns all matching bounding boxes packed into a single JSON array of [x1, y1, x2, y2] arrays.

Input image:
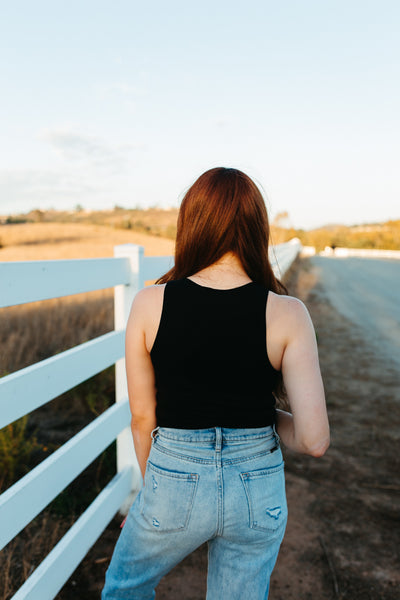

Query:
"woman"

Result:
[[102, 167, 330, 599]]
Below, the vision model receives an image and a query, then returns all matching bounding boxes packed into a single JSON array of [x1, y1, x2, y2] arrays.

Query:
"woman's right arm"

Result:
[[125, 287, 158, 479], [275, 297, 330, 457]]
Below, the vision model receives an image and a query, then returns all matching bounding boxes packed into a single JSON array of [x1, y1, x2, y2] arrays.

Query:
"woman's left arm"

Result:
[[125, 288, 158, 480]]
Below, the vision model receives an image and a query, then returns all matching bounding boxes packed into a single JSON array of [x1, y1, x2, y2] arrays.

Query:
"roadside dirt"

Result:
[[58, 257, 400, 599]]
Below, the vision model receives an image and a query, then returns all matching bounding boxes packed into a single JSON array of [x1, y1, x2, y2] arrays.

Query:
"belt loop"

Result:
[[215, 427, 222, 452], [151, 426, 160, 440]]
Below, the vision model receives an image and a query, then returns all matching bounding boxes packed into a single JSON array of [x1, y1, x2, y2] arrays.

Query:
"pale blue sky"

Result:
[[1, 0, 399, 229]]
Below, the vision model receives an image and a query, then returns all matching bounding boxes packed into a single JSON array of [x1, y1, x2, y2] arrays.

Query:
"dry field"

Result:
[[0, 221, 175, 260], [0, 223, 174, 375], [0, 223, 174, 600]]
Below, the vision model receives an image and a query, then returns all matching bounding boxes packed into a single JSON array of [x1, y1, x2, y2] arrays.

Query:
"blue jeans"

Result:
[[102, 426, 287, 599]]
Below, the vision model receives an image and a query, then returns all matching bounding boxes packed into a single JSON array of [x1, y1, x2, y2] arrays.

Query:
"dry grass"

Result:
[[0, 224, 174, 599], [0, 223, 174, 374], [0, 221, 175, 260], [0, 513, 74, 600], [1, 291, 114, 376]]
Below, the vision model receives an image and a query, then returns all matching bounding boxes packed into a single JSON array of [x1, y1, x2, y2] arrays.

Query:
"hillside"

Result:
[[1, 207, 399, 254], [295, 220, 400, 253]]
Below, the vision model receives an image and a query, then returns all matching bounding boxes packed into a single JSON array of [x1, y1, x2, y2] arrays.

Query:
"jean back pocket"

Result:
[[240, 461, 287, 532], [141, 462, 199, 532]]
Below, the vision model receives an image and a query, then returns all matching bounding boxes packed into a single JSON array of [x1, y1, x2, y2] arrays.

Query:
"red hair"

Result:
[[157, 167, 287, 294]]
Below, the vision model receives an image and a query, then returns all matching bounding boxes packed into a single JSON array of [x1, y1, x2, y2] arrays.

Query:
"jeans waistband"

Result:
[[152, 425, 277, 444]]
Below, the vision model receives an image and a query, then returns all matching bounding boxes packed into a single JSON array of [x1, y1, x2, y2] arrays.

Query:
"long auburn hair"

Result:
[[157, 167, 287, 294]]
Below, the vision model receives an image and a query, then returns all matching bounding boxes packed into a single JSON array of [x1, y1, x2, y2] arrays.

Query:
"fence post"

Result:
[[114, 244, 145, 514]]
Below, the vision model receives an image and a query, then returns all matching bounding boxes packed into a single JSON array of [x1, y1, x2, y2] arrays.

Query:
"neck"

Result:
[[189, 253, 251, 288]]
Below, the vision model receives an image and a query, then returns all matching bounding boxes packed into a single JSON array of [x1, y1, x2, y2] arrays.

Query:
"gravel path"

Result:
[[310, 256, 400, 367]]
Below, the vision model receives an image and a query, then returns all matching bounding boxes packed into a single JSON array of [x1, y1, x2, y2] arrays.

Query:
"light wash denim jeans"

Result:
[[102, 426, 287, 599]]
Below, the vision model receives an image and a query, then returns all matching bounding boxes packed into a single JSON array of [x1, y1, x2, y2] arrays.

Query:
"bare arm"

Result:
[[125, 288, 158, 479], [276, 298, 330, 457]]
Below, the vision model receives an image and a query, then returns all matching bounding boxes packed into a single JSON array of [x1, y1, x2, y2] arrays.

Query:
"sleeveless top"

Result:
[[150, 278, 279, 429]]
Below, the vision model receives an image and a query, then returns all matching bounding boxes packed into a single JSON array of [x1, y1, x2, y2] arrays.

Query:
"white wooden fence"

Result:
[[0, 238, 301, 600], [320, 246, 400, 259]]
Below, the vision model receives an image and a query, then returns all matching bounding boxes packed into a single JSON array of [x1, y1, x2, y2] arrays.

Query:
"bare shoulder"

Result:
[[128, 284, 166, 324], [268, 291, 310, 321], [133, 284, 166, 305], [267, 291, 315, 340]]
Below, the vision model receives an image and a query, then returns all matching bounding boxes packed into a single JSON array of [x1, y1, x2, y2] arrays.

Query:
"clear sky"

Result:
[[1, 0, 399, 229]]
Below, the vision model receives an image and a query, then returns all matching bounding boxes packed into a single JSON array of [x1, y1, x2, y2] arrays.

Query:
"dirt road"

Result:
[[311, 256, 400, 367], [58, 256, 400, 600]]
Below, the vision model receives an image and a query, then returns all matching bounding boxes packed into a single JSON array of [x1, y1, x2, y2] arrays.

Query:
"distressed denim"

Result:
[[102, 426, 287, 600]]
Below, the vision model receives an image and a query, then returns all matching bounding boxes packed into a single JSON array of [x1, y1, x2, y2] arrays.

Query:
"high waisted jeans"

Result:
[[102, 426, 287, 599]]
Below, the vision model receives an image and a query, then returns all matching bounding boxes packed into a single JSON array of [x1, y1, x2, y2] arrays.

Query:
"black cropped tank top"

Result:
[[150, 278, 279, 429]]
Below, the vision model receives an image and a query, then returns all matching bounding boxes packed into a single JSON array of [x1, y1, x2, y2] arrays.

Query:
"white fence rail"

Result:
[[0, 238, 301, 599], [320, 246, 400, 259], [0, 331, 125, 429], [269, 237, 302, 275]]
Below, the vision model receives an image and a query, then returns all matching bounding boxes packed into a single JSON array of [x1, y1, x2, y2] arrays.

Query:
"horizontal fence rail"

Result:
[[0, 239, 301, 600], [0, 330, 125, 429], [0, 399, 131, 551], [269, 238, 301, 276], [0, 257, 131, 308], [320, 246, 400, 259], [11, 468, 133, 600], [141, 255, 174, 281], [0, 254, 175, 309]]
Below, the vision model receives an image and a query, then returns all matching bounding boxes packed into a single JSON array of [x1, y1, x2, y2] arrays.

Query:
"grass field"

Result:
[[0, 221, 175, 260], [0, 222, 175, 375]]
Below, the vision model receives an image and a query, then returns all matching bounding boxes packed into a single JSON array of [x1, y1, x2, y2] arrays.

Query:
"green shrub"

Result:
[[0, 417, 41, 491]]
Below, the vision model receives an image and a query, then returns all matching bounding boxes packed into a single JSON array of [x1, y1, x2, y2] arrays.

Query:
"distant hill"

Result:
[[295, 220, 400, 252], [0, 207, 179, 241], [1, 208, 399, 252]]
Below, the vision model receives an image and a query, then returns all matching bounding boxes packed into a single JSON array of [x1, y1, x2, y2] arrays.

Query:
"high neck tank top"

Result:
[[150, 278, 279, 429]]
